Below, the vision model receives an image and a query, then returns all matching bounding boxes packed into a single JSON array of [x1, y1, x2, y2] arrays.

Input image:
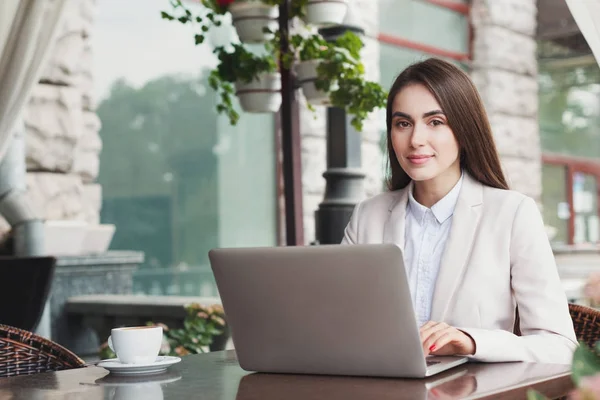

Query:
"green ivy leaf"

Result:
[[526, 389, 549, 400], [572, 342, 600, 387], [160, 12, 174, 20]]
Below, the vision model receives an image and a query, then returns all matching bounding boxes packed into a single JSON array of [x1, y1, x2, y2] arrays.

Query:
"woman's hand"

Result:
[[420, 321, 476, 356]]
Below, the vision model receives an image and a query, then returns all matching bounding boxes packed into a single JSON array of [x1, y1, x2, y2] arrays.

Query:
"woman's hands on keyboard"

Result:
[[420, 321, 476, 356]]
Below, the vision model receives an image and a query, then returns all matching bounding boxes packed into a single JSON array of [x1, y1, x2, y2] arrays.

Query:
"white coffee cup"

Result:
[[107, 326, 163, 364]]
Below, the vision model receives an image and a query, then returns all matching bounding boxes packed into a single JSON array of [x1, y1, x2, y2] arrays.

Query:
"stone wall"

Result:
[[470, 0, 541, 201], [24, 0, 102, 226], [300, 0, 383, 244]]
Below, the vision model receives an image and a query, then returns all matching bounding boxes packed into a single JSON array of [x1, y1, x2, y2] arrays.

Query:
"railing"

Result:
[[132, 265, 219, 297]]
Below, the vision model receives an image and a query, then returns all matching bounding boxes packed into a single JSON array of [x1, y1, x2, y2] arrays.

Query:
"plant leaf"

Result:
[[526, 389, 549, 400], [572, 342, 600, 387]]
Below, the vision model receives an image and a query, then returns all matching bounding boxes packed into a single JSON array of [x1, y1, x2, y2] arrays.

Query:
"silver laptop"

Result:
[[208, 243, 468, 378]]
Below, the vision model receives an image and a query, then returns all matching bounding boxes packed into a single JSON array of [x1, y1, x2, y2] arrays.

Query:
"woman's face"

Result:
[[390, 83, 461, 184]]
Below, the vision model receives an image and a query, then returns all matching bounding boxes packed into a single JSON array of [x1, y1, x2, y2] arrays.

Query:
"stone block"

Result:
[[362, 141, 385, 197], [303, 216, 316, 245], [361, 36, 380, 83], [299, 96, 326, 139], [352, 0, 379, 37], [501, 156, 542, 201], [471, 69, 537, 118], [489, 113, 540, 160], [303, 192, 322, 219], [40, 33, 84, 87], [472, 25, 537, 76], [25, 84, 83, 173], [82, 184, 102, 224], [303, 193, 322, 244], [26, 173, 86, 221], [79, 0, 96, 39], [301, 135, 326, 195], [471, 0, 537, 37], [80, 43, 97, 111], [360, 109, 385, 144], [73, 112, 102, 182], [40, 0, 87, 86]]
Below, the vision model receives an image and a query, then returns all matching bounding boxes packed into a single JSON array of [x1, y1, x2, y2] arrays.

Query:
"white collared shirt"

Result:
[[404, 174, 463, 327]]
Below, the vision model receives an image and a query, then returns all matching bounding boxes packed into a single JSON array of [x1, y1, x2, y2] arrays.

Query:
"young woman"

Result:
[[342, 58, 577, 364]]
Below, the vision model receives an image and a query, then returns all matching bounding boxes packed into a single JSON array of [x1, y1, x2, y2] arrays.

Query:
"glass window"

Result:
[[541, 164, 569, 246], [572, 172, 599, 245], [378, 0, 469, 54], [94, 0, 277, 297], [539, 55, 600, 158], [379, 44, 429, 90]]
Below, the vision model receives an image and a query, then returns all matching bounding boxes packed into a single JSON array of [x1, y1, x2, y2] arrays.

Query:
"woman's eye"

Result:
[[396, 121, 411, 128], [430, 119, 444, 126]]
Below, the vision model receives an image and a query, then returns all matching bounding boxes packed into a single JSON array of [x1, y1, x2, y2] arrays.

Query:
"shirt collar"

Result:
[[408, 173, 464, 224]]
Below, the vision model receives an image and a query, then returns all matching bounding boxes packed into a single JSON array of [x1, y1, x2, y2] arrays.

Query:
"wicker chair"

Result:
[[0, 324, 85, 378], [514, 303, 600, 348], [569, 303, 600, 349]]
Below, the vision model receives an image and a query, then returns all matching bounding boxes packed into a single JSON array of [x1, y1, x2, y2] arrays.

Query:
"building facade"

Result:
[[15, 0, 591, 297]]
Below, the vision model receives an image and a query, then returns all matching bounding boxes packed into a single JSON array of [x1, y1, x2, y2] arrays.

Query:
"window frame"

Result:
[[543, 153, 600, 246], [378, 0, 471, 62]]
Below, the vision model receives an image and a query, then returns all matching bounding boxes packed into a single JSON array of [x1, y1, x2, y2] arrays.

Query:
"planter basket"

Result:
[[229, 2, 279, 43], [295, 59, 332, 105], [304, 0, 348, 26], [235, 72, 282, 113]]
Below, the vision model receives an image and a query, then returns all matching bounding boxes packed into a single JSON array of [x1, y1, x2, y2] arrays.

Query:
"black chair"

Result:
[[0, 257, 56, 332]]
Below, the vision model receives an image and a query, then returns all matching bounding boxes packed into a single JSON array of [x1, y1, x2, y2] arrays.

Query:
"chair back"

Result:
[[514, 303, 600, 349], [0, 256, 56, 332], [0, 324, 84, 377], [569, 303, 600, 349]]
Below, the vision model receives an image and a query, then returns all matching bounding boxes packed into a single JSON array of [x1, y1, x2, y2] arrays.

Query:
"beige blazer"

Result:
[[342, 173, 578, 364]]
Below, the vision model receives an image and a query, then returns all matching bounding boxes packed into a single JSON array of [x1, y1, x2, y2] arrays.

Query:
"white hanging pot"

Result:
[[295, 59, 332, 106], [229, 1, 279, 43], [235, 72, 282, 113], [304, 0, 348, 27]]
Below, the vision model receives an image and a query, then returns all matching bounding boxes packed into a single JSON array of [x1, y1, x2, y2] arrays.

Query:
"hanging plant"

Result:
[[302, 0, 348, 26], [161, 0, 387, 131], [291, 33, 331, 105], [209, 43, 280, 124], [228, 0, 281, 43], [160, 0, 227, 46], [290, 31, 387, 131], [162, 0, 283, 45]]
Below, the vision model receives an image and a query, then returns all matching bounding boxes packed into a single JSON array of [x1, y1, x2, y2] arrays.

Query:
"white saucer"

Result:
[[97, 356, 182, 376]]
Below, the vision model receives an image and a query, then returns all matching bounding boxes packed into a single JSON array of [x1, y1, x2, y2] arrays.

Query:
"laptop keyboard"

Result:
[[426, 360, 441, 367]]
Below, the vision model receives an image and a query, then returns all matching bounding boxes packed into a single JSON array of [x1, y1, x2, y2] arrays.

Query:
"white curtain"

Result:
[[566, 0, 600, 65], [0, 0, 69, 161]]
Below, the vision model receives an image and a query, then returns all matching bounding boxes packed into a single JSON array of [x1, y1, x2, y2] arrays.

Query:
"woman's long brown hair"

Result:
[[385, 58, 509, 191]]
